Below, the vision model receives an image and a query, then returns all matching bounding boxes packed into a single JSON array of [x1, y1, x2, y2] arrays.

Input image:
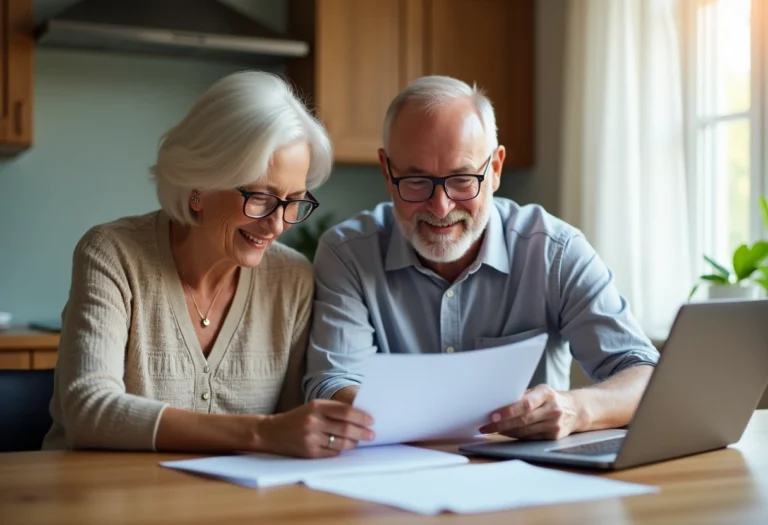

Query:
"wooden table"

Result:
[[1, 411, 766, 525], [0, 328, 59, 370]]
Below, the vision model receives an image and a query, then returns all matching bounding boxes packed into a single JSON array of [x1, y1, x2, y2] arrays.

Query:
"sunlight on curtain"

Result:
[[561, 0, 691, 337]]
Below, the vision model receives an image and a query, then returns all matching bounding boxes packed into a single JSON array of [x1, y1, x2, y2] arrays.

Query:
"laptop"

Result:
[[459, 298, 768, 470]]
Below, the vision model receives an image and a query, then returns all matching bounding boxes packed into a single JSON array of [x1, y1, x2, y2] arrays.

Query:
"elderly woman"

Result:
[[42, 71, 373, 457]]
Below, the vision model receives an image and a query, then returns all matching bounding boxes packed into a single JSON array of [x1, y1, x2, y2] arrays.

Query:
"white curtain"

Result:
[[561, 0, 691, 337]]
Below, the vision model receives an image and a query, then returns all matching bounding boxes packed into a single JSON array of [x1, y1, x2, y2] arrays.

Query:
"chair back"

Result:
[[0, 368, 54, 452]]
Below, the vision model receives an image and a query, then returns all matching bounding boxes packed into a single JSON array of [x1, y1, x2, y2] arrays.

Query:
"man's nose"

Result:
[[426, 185, 455, 219]]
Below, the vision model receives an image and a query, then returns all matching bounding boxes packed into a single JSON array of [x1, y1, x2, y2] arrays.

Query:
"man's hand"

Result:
[[478, 384, 585, 440]]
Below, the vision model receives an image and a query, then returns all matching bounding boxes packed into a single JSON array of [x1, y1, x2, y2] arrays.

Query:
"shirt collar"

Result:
[[384, 202, 509, 275], [472, 203, 509, 274], [385, 220, 421, 272]]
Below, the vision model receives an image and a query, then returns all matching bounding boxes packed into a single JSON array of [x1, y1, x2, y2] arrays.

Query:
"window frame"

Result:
[[681, 0, 766, 275]]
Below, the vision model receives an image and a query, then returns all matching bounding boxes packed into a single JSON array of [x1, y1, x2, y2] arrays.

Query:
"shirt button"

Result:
[[446, 347, 455, 354], [202, 391, 211, 401], [445, 290, 454, 298], [203, 365, 211, 374]]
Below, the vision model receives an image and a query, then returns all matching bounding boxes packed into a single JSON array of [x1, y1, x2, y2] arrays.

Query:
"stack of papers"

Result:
[[305, 460, 659, 515], [162, 335, 658, 514], [160, 444, 467, 488], [353, 333, 548, 445]]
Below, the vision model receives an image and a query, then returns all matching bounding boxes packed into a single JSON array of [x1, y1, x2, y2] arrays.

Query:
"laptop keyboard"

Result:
[[551, 437, 624, 456]]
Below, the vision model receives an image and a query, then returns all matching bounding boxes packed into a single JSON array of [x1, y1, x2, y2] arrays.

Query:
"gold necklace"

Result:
[[183, 280, 226, 328]]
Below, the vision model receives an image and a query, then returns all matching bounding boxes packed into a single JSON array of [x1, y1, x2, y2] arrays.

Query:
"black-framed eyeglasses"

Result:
[[236, 187, 319, 224], [385, 154, 493, 203]]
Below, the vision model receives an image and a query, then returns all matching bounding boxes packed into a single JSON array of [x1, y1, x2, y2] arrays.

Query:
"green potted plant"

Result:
[[286, 213, 337, 262], [689, 196, 768, 300]]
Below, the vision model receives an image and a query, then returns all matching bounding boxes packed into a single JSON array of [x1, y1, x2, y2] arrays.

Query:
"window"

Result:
[[683, 0, 763, 270]]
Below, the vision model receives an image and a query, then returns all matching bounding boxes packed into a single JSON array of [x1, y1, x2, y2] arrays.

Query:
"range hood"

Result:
[[35, 0, 309, 63]]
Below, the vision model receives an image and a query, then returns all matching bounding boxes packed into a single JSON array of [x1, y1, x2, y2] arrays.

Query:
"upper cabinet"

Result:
[[0, 0, 34, 156], [288, 0, 534, 168]]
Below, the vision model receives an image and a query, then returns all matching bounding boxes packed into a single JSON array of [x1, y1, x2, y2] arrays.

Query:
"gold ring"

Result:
[[327, 434, 335, 448]]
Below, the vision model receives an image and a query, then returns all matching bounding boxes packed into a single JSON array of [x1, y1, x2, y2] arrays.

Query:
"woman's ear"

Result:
[[190, 190, 202, 211]]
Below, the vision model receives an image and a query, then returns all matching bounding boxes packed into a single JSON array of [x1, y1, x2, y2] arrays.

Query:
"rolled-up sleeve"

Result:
[[303, 237, 378, 401], [556, 233, 659, 381]]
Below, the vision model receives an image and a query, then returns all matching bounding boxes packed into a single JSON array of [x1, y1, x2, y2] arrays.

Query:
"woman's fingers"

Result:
[[303, 433, 358, 459], [310, 399, 374, 428], [321, 418, 374, 443]]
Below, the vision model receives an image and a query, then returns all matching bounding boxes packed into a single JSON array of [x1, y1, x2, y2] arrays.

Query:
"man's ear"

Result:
[[491, 146, 506, 192], [378, 148, 394, 197]]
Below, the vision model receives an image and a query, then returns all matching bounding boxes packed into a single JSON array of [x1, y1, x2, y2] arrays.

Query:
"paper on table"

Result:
[[160, 444, 468, 488], [305, 459, 659, 515], [353, 333, 547, 446]]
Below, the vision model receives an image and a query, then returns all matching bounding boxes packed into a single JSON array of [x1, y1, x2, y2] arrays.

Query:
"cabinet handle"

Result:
[[13, 100, 22, 136]]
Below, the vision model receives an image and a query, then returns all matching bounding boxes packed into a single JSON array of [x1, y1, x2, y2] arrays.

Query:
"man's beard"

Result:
[[394, 201, 492, 264]]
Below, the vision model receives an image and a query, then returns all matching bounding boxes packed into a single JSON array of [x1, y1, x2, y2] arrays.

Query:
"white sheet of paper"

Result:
[[305, 460, 659, 515], [160, 444, 468, 488], [353, 333, 547, 446]]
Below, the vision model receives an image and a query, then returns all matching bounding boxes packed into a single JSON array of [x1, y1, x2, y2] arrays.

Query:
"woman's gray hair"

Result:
[[382, 75, 498, 154], [151, 71, 332, 225]]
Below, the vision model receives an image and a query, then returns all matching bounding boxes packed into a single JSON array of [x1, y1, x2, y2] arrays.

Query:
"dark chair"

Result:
[[0, 368, 55, 452]]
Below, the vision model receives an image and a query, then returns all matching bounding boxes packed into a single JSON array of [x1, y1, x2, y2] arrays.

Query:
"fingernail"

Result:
[[491, 413, 501, 423], [367, 432, 375, 440]]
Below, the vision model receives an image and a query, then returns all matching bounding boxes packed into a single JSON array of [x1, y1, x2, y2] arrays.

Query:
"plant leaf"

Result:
[[750, 241, 768, 266], [733, 242, 768, 281], [700, 274, 729, 284], [688, 284, 698, 301], [761, 196, 768, 231], [732, 244, 752, 280], [703, 255, 731, 279]]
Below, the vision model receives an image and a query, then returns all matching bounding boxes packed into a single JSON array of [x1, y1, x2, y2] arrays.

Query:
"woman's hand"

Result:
[[258, 399, 375, 458]]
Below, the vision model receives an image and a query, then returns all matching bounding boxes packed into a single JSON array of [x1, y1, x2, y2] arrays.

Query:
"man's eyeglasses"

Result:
[[385, 154, 493, 203], [236, 187, 319, 224]]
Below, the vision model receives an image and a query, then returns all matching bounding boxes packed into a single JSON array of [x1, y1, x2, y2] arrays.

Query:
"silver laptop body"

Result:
[[459, 299, 768, 470]]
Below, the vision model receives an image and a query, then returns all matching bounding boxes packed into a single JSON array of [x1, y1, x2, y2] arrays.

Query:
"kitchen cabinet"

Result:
[[0, 329, 59, 370], [287, 0, 534, 167], [0, 0, 34, 156]]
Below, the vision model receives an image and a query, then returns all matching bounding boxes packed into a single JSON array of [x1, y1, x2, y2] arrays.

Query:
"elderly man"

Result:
[[305, 76, 658, 441]]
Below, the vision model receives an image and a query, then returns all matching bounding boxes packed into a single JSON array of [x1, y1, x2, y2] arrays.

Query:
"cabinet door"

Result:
[[0, 0, 34, 155], [309, 0, 421, 164], [0, 351, 32, 369], [421, 0, 534, 169]]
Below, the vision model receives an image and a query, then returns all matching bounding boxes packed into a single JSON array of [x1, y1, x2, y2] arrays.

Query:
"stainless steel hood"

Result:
[[35, 0, 309, 63]]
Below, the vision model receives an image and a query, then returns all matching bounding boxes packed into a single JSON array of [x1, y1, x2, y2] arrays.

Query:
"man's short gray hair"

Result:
[[382, 75, 498, 153], [151, 71, 332, 225]]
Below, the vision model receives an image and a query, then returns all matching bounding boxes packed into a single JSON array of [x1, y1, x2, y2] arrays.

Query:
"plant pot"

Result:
[[706, 282, 763, 300]]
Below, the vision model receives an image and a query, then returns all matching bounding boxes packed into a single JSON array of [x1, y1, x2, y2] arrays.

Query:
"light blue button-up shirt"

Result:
[[304, 198, 659, 401]]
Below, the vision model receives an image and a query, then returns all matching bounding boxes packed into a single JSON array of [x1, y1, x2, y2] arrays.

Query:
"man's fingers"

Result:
[[480, 404, 550, 434], [501, 385, 550, 418], [479, 386, 552, 433], [501, 419, 561, 440]]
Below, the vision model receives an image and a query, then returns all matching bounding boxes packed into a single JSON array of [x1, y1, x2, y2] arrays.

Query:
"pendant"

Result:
[[202, 318, 211, 327]]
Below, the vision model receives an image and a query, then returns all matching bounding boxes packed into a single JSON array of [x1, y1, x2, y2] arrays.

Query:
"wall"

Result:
[[0, 48, 390, 325], [0, 50, 248, 323], [497, 0, 567, 215], [0, 0, 567, 326]]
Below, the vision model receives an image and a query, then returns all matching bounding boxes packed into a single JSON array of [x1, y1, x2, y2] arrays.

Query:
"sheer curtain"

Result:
[[560, 0, 692, 337]]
